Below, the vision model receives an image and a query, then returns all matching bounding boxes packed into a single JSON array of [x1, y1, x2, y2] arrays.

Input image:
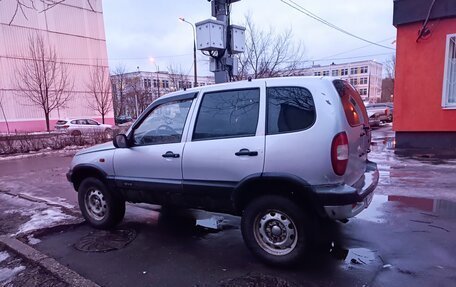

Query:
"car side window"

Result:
[[133, 100, 193, 146], [86, 119, 98, 125], [193, 88, 260, 141], [267, 87, 316, 135], [77, 119, 88, 125]]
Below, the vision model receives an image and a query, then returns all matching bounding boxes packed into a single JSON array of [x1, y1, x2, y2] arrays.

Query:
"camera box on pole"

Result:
[[229, 25, 246, 54], [195, 19, 225, 51]]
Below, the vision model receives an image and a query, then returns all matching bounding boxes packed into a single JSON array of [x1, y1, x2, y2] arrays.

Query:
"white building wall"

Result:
[[0, 0, 112, 132], [299, 60, 383, 103]]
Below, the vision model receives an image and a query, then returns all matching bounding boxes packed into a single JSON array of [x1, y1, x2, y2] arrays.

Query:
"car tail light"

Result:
[[385, 108, 389, 115], [331, 132, 349, 176]]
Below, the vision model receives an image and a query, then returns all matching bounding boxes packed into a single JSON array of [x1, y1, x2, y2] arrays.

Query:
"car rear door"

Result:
[[333, 80, 370, 185], [181, 82, 266, 210]]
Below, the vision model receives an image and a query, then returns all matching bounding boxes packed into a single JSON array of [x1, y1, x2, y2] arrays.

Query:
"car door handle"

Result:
[[162, 151, 180, 158], [235, 149, 258, 156]]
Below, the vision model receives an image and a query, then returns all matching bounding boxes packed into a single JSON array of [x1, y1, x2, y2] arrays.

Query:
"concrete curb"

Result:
[[0, 235, 100, 287]]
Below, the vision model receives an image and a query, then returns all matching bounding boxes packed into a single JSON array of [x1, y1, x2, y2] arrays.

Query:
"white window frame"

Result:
[[442, 33, 456, 109]]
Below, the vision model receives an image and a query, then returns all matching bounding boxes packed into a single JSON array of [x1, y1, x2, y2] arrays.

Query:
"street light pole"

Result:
[[179, 17, 197, 87]]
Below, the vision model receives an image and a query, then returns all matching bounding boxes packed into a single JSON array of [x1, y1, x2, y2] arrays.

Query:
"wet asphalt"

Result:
[[0, 124, 456, 286]]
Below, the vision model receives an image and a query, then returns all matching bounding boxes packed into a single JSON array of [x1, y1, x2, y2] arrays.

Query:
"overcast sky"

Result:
[[103, 0, 397, 76]]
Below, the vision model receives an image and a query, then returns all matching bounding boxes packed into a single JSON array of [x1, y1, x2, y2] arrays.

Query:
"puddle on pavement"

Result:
[[330, 246, 380, 270], [357, 195, 456, 224]]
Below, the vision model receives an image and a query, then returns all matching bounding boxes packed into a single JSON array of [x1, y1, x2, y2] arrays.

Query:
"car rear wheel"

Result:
[[105, 128, 113, 138], [241, 195, 314, 266], [78, 177, 125, 229], [71, 130, 82, 136]]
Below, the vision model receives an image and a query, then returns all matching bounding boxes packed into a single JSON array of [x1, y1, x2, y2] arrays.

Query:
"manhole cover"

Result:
[[220, 273, 301, 287], [74, 229, 136, 252]]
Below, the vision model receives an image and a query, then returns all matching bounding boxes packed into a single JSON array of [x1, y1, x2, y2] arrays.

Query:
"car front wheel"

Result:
[[241, 195, 313, 266], [78, 177, 125, 229]]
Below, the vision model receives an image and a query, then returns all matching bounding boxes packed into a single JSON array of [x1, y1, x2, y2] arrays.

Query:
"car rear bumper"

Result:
[[314, 161, 379, 220]]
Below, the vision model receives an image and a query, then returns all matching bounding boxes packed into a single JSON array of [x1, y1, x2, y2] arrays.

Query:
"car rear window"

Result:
[[56, 120, 67, 125], [333, 80, 368, 127], [267, 87, 316, 135]]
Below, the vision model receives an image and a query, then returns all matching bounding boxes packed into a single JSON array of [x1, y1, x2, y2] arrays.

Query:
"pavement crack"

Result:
[[410, 219, 433, 224], [428, 224, 450, 232]]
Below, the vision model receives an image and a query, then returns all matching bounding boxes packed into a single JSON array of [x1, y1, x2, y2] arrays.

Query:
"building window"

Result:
[[187, 81, 192, 88], [443, 34, 456, 107], [349, 78, 358, 86], [341, 69, 348, 76], [144, 79, 151, 89], [314, 71, 321, 76], [153, 79, 158, 88], [350, 67, 357, 75], [323, 70, 329, 76], [359, 77, 368, 85], [332, 70, 339, 76], [163, 80, 169, 89], [358, 88, 368, 96], [360, 66, 368, 74]]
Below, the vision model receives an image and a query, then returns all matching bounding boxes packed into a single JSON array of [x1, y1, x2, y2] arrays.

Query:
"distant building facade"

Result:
[[295, 60, 383, 103], [111, 71, 214, 118], [0, 0, 112, 133], [393, 0, 456, 150]]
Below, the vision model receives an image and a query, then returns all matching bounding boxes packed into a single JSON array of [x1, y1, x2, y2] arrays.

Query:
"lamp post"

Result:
[[179, 17, 197, 88], [149, 58, 160, 99]]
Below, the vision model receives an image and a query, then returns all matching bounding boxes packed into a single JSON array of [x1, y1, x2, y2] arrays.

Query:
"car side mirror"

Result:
[[113, 134, 129, 148]]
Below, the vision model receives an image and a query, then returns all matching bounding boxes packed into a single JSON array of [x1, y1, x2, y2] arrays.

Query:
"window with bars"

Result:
[[443, 34, 456, 107]]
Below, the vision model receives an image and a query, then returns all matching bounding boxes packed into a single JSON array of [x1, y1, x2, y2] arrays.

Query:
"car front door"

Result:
[[113, 96, 196, 204], [182, 83, 266, 210]]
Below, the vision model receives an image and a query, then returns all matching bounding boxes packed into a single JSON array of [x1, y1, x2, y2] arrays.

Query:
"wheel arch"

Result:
[[70, 164, 109, 191], [232, 173, 325, 217]]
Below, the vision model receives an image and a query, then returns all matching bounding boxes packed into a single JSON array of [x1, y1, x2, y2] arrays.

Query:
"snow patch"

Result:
[[0, 266, 26, 284], [27, 235, 41, 245], [0, 252, 9, 263], [16, 207, 75, 235]]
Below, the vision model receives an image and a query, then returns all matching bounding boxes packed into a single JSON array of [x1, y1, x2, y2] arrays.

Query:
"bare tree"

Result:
[[384, 55, 396, 79], [236, 15, 305, 80], [167, 64, 189, 90], [381, 55, 396, 102], [86, 62, 112, 124], [111, 64, 127, 119], [15, 33, 73, 132], [3, 0, 95, 25], [0, 91, 10, 134], [125, 76, 151, 117]]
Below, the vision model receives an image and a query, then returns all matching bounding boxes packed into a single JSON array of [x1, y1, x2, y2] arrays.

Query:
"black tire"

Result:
[[241, 195, 315, 266], [78, 177, 125, 229], [71, 130, 82, 136], [105, 128, 113, 138]]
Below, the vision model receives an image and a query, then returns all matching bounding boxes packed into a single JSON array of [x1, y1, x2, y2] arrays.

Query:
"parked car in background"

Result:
[[367, 110, 381, 127], [67, 77, 379, 266], [366, 103, 393, 122], [55, 119, 113, 136], [115, 115, 133, 124]]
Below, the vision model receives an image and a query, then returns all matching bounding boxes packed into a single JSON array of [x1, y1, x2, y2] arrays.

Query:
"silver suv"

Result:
[[67, 77, 379, 265]]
